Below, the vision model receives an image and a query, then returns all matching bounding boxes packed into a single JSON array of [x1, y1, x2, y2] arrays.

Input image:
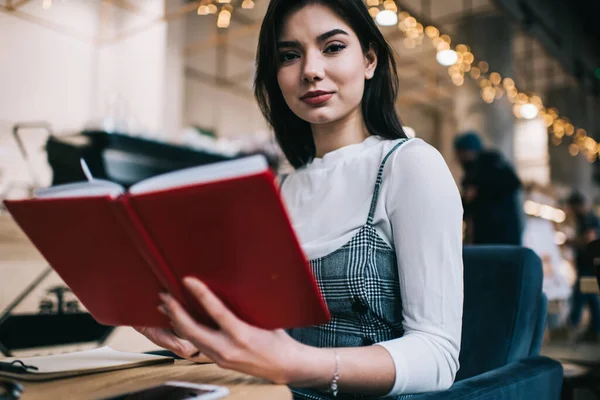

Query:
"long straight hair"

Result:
[[254, 0, 407, 169]]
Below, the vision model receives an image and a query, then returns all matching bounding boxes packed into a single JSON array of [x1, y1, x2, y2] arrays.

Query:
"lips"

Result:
[[300, 91, 334, 106]]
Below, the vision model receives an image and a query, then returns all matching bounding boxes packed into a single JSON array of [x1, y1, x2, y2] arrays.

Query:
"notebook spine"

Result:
[[108, 197, 190, 309]]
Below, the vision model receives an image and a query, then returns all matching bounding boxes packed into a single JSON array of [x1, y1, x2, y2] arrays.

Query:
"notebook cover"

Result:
[[4, 197, 171, 328], [4, 170, 330, 330], [127, 170, 331, 330]]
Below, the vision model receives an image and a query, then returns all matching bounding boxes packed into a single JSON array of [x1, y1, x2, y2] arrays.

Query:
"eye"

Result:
[[279, 52, 299, 63], [324, 43, 346, 54]]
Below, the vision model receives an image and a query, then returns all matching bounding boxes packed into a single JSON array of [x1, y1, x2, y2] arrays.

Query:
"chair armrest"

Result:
[[408, 356, 563, 400]]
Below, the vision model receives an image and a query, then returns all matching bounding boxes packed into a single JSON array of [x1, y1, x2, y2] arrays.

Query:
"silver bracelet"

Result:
[[328, 349, 340, 397]]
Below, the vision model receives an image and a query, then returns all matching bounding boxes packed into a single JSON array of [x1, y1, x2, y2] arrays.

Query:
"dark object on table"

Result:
[[411, 246, 562, 399], [0, 379, 23, 400], [0, 312, 112, 356], [45, 131, 235, 188], [0, 268, 114, 357]]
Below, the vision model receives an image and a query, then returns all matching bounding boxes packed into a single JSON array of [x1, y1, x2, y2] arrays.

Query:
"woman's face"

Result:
[[276, 4, 377, 125]]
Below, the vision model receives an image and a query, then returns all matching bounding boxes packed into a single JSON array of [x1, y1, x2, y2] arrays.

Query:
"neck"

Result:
[[311, 108, 369, 158]]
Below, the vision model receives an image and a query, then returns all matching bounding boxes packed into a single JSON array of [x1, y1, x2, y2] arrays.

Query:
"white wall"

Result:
[[0, 7, 97, 196], [184, 78, 266, 138], [0, 8, 96, 131], [94, 24, 169, 135], [0, 5, 98, 130], [91, 0, 185, 137]]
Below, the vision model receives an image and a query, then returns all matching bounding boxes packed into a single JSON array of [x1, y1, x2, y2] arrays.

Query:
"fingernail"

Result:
[[157, 305, 168, 315], [184, 277, 203, 289], [159, 292, 171, 303]]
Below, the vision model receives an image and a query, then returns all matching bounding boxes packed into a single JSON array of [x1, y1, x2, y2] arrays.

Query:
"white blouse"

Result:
[[281, 136, 464, 396]]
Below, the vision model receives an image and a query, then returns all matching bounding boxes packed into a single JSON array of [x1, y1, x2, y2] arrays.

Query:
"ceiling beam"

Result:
[[185, 66, 253, 99], [230, 8, 257, 26], [0, 5, 94, 43], [99, 1, 200, 45], [185, 21, 261, 57], [103, 0, 158, 20], [435, 4, 498, 25], [6, 0, 32, 11], [220, 43, 256, 61], [222, 68, 255, 85]]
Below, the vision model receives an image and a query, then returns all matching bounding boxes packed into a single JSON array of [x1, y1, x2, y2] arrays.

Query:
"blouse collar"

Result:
[[304, 135, 382, 170]]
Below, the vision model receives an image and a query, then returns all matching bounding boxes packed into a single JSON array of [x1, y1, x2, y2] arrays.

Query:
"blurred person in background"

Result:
[[453, 131, 523, 245], [566, 191, 600, 343]]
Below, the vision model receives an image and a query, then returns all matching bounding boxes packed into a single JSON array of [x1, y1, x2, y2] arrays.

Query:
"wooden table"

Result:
[[580, 277, 600, 295], [20, 360, 292, 399]]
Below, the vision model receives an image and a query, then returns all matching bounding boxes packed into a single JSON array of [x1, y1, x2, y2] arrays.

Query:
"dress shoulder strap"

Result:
[[278, 174, 289, 193], [366, 138, 412, 226]]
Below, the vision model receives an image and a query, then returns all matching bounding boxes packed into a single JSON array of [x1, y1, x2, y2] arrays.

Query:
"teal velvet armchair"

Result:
[[413, 246, 563, 400]]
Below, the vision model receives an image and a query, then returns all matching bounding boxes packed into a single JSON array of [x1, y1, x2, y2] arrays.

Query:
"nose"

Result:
[[302, 50, 325, 83]]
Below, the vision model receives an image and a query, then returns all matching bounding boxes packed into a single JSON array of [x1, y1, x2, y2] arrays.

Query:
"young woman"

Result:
[[137, 0, 464, 398]]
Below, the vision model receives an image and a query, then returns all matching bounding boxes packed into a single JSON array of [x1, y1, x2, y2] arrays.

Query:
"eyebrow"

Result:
[[277, 29, 349, 49]]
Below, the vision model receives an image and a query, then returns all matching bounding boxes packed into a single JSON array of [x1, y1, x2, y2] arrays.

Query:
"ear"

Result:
[[364, 45, 378, 80]]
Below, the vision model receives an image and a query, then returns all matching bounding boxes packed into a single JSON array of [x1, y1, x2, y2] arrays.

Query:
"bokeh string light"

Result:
[[99, 0, 591, 161], [363, 0, 597, 162], [196, 0, 254, 28], [38, 0, 592, 161]]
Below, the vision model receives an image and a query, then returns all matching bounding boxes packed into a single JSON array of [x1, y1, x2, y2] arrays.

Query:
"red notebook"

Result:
[[4, 156, 330, 330]]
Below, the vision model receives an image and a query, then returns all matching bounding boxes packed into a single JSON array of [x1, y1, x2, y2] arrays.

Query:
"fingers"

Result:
[[158, 278, 245, 365], [190, 352, 216, 364], [158, 292, 218, 351], [182, 277, 242, 333], [137, 327, 198, 359]]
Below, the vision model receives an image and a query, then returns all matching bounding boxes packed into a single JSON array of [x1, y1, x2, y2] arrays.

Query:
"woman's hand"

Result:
[[157, 277, 312, 385], [133, 326, 213, 363]]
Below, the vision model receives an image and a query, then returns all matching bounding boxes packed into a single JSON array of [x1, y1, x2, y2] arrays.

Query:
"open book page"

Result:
[[34, 180, 125, 199], [34, 158, 125, 199], [0, 346, 173, 381], [33, 155, 268, 199], [128, 155, 268, 195]]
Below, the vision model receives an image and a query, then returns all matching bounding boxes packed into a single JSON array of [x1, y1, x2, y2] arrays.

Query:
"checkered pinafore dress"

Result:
[[284, 139, 412, 400]]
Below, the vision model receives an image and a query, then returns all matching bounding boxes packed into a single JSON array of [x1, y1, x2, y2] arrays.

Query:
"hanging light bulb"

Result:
[[241, 0, 254, 9], [436, 49, 458, 66], [383, 0, 397, 12], [197, 5, 209, 15], [217, 7, 231, 28], [425, 26, 439, 38], [375, 10, 398, 26], [520, 103, 539, 120]]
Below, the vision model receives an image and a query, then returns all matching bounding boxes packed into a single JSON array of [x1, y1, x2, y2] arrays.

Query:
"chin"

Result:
[[298, 107, 340, 124]]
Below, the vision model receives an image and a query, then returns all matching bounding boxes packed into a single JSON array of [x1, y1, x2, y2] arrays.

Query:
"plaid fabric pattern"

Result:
[[288, 139, 413, 400]]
